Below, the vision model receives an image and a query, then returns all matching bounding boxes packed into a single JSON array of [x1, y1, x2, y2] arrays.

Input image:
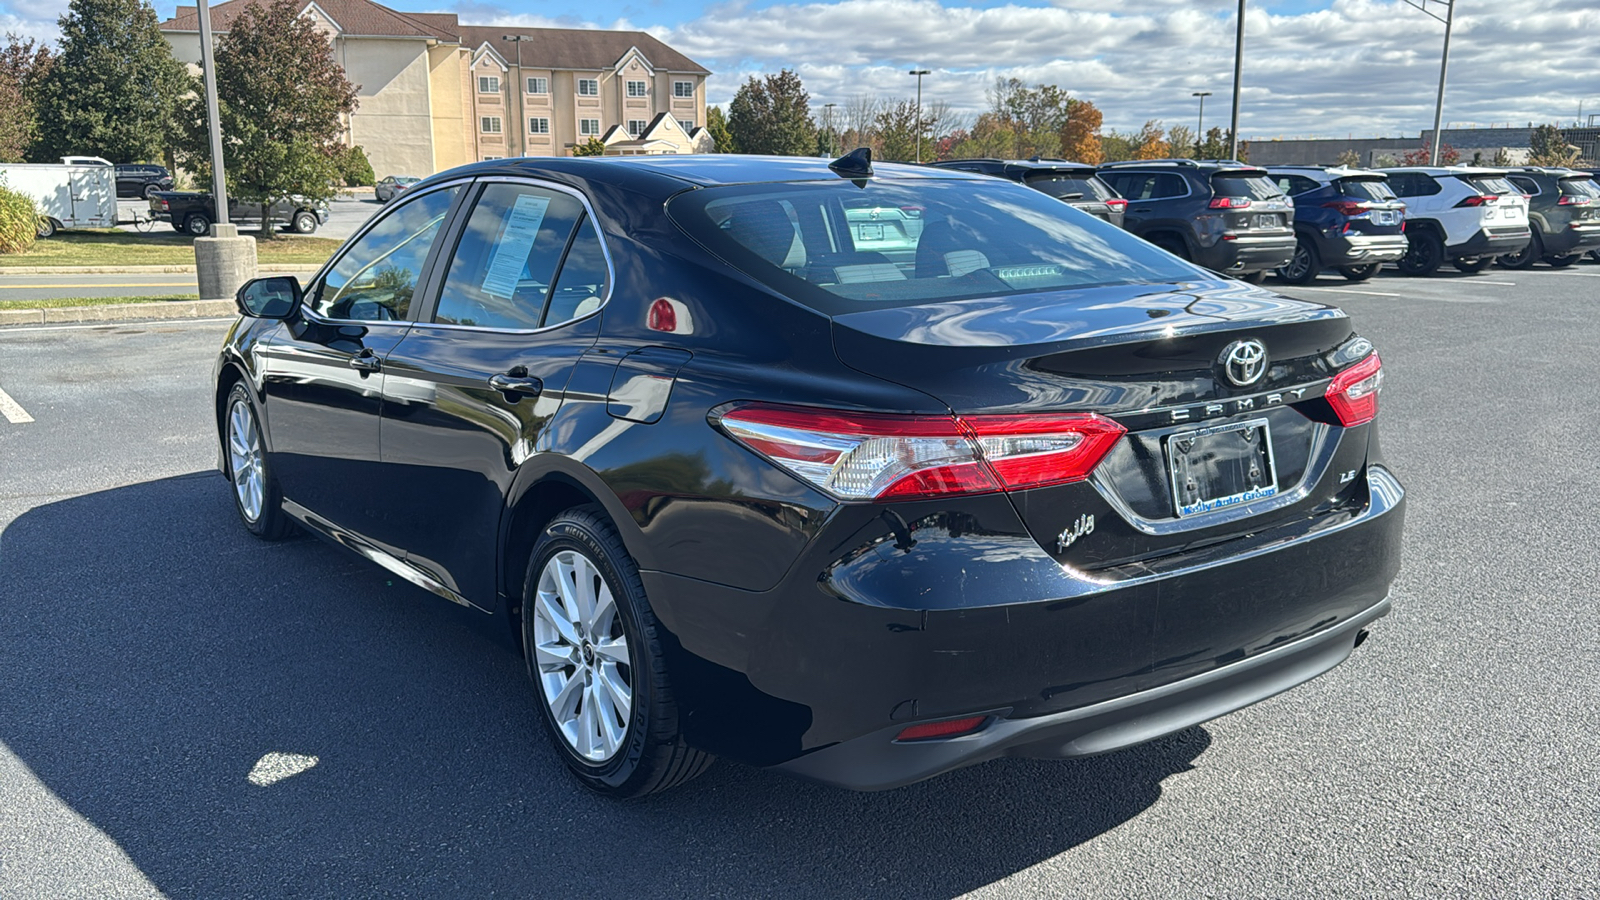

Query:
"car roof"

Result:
[[1266, 165, 1388, 179], [1097, 158, 1268, 176], [1380, 165, 1512, 176], [933, 158, 1099, 173], [430, 154, 985, 190]]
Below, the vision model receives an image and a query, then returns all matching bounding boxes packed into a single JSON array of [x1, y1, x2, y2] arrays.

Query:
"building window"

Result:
[[481, 155, 501, 160], [481, 116, 502, 134], [577, 79, 598, 96], [627, 119, 647, 136], [678, 119, 694, 132], [526, 76, 548, 95], [626, 80, 648, 98], [478, 75, 500, 94], [673, 81, 695, 99], [579, 118, 600, 136], [529, 117, 550, 135]]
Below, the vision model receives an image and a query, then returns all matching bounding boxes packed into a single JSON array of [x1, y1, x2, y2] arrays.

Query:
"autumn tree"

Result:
[[1131, 121, 1170, 159], [1528, 124, 1578, 166], [704, 106, 733, 153], [727, 69, 816, 156], [31, 0, 189, 162], [1335, 148, 1361, 167], [0, 34, 54, 162], [179, 0, 356, 236], [1399, 142, 1458, 165], [1059, 98, 1103, 164]]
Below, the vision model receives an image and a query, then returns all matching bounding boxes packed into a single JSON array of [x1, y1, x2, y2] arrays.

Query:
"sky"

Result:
[[5, 0, 1597, 140]]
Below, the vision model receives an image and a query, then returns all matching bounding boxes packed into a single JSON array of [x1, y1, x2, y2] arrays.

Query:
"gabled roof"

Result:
[[458, 26, 709, 74], [162, 0, 457, 40]]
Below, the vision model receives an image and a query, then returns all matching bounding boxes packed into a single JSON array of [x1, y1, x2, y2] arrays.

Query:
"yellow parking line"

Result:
[[0, 283, 194, 289]]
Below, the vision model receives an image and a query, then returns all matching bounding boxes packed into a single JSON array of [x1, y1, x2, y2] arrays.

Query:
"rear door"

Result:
[[1460, 173, 1528, 229], [1210, 170, 1294, 234], [377, 178, 611, 609]]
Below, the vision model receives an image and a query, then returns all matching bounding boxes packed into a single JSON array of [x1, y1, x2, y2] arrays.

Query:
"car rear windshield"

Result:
[[1211, 174, 1285, 200], [1334, 178, 1397, 202], [1460, 175, 1517, 195], [667, 178, 1200, 315], [1022, 172, 1115, 201], [1559, 177, 1600, 199]]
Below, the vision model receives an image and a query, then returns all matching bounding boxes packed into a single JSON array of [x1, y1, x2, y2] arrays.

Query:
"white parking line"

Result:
[[1470, 280, 1517, 286], [0, 384, 33, 424], [1549, 271, 1600, 277], [1292, 286, 1403, 297]]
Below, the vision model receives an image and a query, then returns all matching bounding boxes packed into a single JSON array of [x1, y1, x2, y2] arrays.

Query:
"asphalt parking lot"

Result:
[[0, 267, 1597, 898]]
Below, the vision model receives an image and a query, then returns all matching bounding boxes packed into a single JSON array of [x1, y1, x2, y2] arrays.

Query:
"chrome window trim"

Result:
[[297, 178, 475, 326], [418, 175, 616, 336]]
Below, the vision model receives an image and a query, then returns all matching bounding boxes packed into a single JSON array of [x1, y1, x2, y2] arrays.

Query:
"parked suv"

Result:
[[1495, 167, 1600, 268], [1097, 160, 1296, 282], [1266, 166, 1409, 283], [1381, 167, 1530, 275], [114, 164, 174, 199], [928, 159, 1127, 228], [150, 191, 330, 235]]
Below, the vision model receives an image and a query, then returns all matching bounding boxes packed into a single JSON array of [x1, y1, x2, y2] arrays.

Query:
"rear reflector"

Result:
[[896, 716, 989, 741], [716, 403, 1126, 501], [1326, 352, 1383, 426]]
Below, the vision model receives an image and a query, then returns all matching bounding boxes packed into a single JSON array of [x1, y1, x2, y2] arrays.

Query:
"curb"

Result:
[[0, 299, 237, 326], [0, 264, 325, 275]]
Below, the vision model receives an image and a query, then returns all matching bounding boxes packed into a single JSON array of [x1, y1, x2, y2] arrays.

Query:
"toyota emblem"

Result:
[[1221, 339, 1268, 387]]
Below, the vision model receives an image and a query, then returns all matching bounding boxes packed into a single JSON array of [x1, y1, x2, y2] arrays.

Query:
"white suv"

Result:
[[1382, 167, 1531, 275]]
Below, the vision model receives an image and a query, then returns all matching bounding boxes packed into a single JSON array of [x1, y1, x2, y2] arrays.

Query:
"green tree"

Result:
[[31, 0, 189, 162], [1196, 126, 1228, 160], [571, 136, 608, 157], [179, 0, 357, 237], [1490, 147, 1513, 167], [339, 145, 374, 186], [986, 78, 1069, 158], [1165, 124, 1195, 160], [704, 106, 734, 153], [1335, 148, 1361, 167], [727, 69, 816, 156], [1, 34, 55, 162], [1528, 124, 1578, 166], [872, 99, 927, 162]]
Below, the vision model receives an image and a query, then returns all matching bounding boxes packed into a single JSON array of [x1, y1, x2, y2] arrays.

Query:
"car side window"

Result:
[[543, 215, 610, 326], [311, 185, 460, 321], [1509, 176, 1539, 195], [1105, 174, 1152, 200], [1150, 174, 1187, 199], [1283, 175, 1321, 196], [433, 183, 588, 330]]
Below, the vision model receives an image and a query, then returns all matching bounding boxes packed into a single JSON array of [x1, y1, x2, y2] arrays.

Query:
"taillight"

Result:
[[1104, 198, 1129, 211], [1455, 195, 1496, 207], [1326, 353, 1383, 427], [1209, 196, 1251, 209], [1323, 200, 1372, 217], [715, 403, 1126, 501]]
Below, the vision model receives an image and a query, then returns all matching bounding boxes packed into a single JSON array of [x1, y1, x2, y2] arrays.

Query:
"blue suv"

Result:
[[1266, 167, 1409, 283]]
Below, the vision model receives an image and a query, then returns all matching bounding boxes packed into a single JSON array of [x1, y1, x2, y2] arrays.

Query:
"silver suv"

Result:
[[1381, 167, 1531, 275]]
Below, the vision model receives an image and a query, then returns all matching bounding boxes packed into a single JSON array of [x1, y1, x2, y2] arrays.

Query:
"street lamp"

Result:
[[1401, 0, 1455, 166], [908, 68, 930, 163], [1228, 0, 1245, 160], [823, 102, 838, 156], [503, 34, 534, 158], [1192, 91, 1212, 158]]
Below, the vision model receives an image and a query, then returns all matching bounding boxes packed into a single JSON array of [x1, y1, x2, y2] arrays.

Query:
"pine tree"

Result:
[[31, 0, 190, 162], [727, 70, 816, 156], [705, 107, 734, 153], [178, 0, 357, 237]]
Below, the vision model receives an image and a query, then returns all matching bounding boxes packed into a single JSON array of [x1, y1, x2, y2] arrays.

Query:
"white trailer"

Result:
[[0, 161, 117, 237]]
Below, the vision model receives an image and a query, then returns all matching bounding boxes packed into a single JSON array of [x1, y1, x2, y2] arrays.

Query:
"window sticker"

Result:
[[480, 193, 551, 299]]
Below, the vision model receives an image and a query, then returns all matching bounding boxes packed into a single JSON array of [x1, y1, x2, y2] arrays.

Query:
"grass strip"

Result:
[[0, 230, 340, 268], [0, 294, 201, 310]]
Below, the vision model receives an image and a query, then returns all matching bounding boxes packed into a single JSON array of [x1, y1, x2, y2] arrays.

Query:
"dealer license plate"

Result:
[[1374, 210, 1399, 225], [1165, 418, 1278, 517]]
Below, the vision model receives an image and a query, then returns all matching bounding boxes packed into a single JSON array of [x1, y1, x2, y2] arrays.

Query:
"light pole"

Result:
[[1192, 91, 1212, 158], [1402, 0, 1455, 165], [197, 0, 227, 225], [1228, 0, 1245, 160], [823, 102, 838, 156], [908, 68, 930, 163], [503, 34, 533, 158]]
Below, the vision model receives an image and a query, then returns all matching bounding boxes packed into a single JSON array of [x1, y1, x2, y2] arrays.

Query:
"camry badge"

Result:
[[1221, 339, 1268, 387]]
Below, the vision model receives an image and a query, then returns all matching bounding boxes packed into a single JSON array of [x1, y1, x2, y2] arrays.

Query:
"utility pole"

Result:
[[909, 69, 930, 163], [192, 0, 255, 303], [197, 0, 227, 225], [503, 35, 533, 158], [1193, 91, 1212, 158], [1228, 0, 1245, 160], [1401, 0, 1456, 166]]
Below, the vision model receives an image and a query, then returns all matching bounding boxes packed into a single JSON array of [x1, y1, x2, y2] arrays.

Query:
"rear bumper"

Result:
[[1316, 233, 1410, 267], [1544, 222, 1600, 256], [777, 595, 1389, 791], [1198, 233, 1297, 273], [1448, 226, 1530, 259]]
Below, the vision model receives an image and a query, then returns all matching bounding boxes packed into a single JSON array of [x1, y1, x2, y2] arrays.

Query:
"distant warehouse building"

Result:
[[159, 0, 713, 178], [1247, 127, 1600, 167]]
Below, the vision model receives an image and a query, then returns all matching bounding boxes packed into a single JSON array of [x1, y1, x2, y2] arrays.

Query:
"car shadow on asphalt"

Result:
[[0, 472, 1210, 899]]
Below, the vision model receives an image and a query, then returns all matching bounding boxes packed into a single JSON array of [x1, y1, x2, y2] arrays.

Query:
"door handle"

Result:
[[349, 349, 381, 373], [489, 371, 543, 399]]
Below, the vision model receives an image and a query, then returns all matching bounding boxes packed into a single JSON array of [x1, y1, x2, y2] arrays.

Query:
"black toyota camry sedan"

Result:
[[214, 151, 1404, 797]]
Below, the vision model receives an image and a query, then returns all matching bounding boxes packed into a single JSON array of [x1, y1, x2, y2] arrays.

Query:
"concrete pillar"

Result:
[[194, 223, 257, 301]]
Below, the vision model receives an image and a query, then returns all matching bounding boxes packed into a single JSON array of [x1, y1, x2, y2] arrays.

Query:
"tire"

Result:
[[1275, 236, 1319, 285], [1397, 229, 1443, 276], [1148, 233, 1191, 261], [35, 217, 57, 238], [1453, 257, 1492, 274], [1546, 253, 1580, 268], [1339, 263, 1381, 281], [185, 213, 211, 237], [522, 506, 712, 798], [1239, 270, 1267, 284], [224, 382, 294, 541], [291, 211, 318, 234], [143, 183, 161, 200], [1496, 231, 1541, 269]]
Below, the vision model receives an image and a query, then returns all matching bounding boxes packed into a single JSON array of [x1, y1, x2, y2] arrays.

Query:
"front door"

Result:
[[257, 183, 463, 546], [377, 180, 612, 609]]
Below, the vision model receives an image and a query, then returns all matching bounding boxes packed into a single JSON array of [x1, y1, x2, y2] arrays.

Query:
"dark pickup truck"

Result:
[[149, 192, 331, 236]]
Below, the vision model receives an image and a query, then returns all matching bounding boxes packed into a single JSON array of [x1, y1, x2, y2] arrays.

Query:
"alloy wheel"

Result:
[[227, 398, 264, 522], [532, 549, 633, 762]]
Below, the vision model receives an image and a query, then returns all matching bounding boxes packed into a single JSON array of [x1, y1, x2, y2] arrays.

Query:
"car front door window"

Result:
[[312, 186, 461, 321]]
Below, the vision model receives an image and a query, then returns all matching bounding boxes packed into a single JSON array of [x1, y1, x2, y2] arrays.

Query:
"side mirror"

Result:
[[235, 276, 302, 319]]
